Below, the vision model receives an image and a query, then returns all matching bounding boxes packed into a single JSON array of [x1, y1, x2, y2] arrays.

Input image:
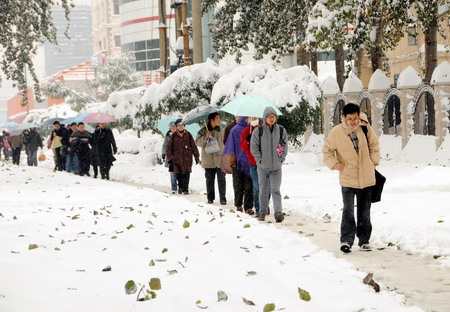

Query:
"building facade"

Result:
[[92, 0, 122, 56]]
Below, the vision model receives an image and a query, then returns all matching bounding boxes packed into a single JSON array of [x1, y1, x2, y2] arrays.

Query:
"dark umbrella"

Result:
[[40, 117, 65, 127]]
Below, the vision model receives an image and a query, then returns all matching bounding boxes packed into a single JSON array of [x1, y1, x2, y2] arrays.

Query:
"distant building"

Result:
[[43, 5, 93, 77], [92, 0, 122, 56]]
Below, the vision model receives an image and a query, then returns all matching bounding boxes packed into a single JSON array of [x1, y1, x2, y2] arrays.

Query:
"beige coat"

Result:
[[195, 125, 224, 169], [323, 113, 380, 189]]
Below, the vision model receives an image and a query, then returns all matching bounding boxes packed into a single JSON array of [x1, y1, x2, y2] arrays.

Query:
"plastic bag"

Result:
[[50, 135, 62, 149], [205, 136, 220, 154], [38, 151, 46, 162]]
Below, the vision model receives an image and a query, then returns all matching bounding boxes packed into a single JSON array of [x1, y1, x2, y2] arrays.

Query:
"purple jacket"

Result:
[[223, 116, 250, 176]]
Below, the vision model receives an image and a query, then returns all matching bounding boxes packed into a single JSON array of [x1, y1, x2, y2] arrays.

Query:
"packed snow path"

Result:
[[1, 163, 422, 312]]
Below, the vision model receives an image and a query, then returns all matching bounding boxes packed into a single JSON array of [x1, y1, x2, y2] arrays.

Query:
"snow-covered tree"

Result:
[[42, 53, 144, 112], [89, 53, 144, 101], [0, 0, 72, 103], [203, 0, 314, 63]]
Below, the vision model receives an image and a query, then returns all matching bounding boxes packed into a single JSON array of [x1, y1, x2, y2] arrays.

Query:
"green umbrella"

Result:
[[157, 117, 201, 137], [220, 95, 282, 118]]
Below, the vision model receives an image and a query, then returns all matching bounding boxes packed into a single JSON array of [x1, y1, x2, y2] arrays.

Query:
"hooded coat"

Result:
[[223, 116, 250, 176], [322, 113, 380, 189], [24, 130, 43, 151], [166, 130, 200, 174], [250, 107, 288, 171]]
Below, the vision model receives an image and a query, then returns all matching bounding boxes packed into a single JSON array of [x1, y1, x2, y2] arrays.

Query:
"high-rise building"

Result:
[[92, 0, 122, 56], [43, 5, 93, 77]]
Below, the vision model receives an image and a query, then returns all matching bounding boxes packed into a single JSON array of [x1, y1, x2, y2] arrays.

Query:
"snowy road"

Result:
[[0, 162, 422, 312]]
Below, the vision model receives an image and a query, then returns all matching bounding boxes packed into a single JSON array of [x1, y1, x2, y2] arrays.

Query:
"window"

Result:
[[134, 41, 146, 51], [408, 26, 417, 46], [146, 39, 159, 50], [135, 62, 147, 71], [147, 60, 161, 71], [114, 36, 121, 47], [113, 0, 120, 15], [135, 51, 147, 61], [147, 50, 160, 59]]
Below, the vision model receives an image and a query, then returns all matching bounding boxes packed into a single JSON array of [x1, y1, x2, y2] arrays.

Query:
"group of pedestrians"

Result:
[[0, 128, 44, 166], [161, 108, 289, 223], [48, 121, 117, 179]]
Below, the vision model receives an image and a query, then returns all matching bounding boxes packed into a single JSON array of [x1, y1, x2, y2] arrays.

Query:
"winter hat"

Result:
[[168, 121, 176, 128], [175, 118, 183, 126]]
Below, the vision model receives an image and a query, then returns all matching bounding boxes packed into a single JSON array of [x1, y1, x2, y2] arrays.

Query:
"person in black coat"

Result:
[[50, 121, 69, 171], [93, 123, 117, 180], [90, 124, 100, 178], [70, 122, 92, 176]]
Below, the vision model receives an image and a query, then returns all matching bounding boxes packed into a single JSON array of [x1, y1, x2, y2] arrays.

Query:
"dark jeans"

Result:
[[65, 153, 79, 174], [100, 166, 111, 180], [205, 168, 226, 202], [12, 147, 21, 165], [55, 147, 65, 171], [26, 149, 38, 166], [175, 173, 190, 193], [341, 186, 372, 247], [77, 150, 91, 176], [170, 172, 177, 191], [232, 167, 253, 210]]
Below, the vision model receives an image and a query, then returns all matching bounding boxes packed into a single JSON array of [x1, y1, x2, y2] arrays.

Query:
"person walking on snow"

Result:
[[70, 122, 92, 177], [23, 128, 43, 166], [10, 132, 24, 165], [196, 112, 227, 205], [223, 116, 254, 214], [322, 103, 380, 253], [166, 119, 200, 195], [240, 116, 264, 217], [93, 122, 117, 180], [63, 122, 80, 175], [162, 121, 178, 194], [250, 107, 288, 222]]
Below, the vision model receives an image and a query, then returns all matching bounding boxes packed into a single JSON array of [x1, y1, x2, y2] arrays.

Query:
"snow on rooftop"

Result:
[[369, 69, 391, 91], [322, 76, 340, 95], [431, 61, 450, 84], [343, 71, 363, 93], [397, 66, 422, 88]]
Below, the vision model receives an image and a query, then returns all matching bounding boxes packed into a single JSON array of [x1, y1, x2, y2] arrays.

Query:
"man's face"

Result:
[[99, 123, 106, 129], [78, 124, 85, 132], [71, 124, 78, 132], [177, 124, 185, 132], [345, 112, 359, 128], [170, 126, 176, 133], [54, 123, 61, 130], [265, 113, 276, 126]]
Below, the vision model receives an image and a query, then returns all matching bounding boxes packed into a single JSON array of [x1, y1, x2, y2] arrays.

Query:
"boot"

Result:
[[257, 214, 266, 221]]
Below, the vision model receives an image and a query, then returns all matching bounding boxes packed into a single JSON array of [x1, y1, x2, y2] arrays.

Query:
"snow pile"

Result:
[[322, 76, 340, 95], [22, 104, 77, 125], [378, 135, 403, 161], [102, 87, 147, 120], [368, 69, 391, 91], [211, 62, 322, 110], [434, 135, 450, 165], [399, 135, 436, 164], [431, 61, 450, 84], [115, 129, 142, 154], [397, 66, 422, 88], [342, 71, 363, 93]]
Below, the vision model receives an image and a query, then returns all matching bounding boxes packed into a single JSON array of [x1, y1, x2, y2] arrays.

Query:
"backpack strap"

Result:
[[259, 124, 285, 145]]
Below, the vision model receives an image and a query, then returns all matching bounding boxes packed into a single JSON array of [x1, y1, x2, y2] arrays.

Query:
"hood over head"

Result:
[[263, 106, 278, 125], [237, 116, 248, 126]]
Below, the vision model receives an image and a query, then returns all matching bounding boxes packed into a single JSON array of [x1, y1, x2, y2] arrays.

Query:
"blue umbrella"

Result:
[[157, 117, 201, 138], [40, 117, 65, 127], [1, 122, 19, 128], [62, 112, 90, 125], [220, 95, 283, 118]]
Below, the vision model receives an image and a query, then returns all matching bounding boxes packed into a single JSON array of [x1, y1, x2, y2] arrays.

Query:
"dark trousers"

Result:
[[341, 186, 372, 246], [232, 167, 253, 210], [100, 165, 111, 180], [55, 147, 65, 171], [77, 150, 91, 176], [12, 147, 21, 165], [175, 173, 190, 193], [205, 168, 226, 202]]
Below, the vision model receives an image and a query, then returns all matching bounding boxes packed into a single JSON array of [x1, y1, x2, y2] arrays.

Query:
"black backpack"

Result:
[[258, 124, 285, 145]]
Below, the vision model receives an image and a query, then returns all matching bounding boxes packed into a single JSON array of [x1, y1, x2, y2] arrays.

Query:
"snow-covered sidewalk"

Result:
[[0, 163, 420, 312]]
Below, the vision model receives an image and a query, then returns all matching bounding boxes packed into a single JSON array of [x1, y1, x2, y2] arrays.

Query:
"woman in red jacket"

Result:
[[240, 117, 262, 216]]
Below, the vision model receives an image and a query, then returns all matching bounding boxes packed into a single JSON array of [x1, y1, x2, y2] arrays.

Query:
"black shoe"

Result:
[[220, 201, 227, 205], [207, 200, 213, 204], [94, 174, 97, 179], [340, 242, 351, 253], [86, 172, 90, 177], [178, 190, 182, 194]]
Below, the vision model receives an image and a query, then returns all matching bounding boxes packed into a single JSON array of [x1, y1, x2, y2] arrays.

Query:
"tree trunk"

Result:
[[354, 49, 364, 78], [310, 51, 318, 75], [370, 20, 383, 73], [158, 0, 168, 80], [334, 45, 345, 91], [424, 13, 438, 83], [297, 47, 310, 66], [192, 0, 203, 64]]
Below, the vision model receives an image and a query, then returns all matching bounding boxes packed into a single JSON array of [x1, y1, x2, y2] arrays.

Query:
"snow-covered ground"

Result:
[[1, 129, 449, 311]]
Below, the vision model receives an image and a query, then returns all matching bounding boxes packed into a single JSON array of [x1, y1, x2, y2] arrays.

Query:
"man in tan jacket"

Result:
[[323, 103, 380, 253]]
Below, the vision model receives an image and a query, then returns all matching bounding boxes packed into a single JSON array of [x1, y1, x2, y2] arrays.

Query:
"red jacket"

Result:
[[240, 125, 258, 166]]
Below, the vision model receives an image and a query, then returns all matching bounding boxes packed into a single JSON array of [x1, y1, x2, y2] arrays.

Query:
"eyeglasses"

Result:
[[266, 115, 277, 119]]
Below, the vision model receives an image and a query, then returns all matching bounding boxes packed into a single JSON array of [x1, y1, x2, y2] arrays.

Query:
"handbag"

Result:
[[50, 135, 62, 149], [220, 154, 233, 174], [361, 126, 386, 203], [205, 136, 221, 154]]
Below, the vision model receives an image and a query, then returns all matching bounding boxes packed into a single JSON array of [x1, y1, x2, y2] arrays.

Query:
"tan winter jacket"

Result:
[[322, 113, 380, 189], [195, 125, 224, 169]]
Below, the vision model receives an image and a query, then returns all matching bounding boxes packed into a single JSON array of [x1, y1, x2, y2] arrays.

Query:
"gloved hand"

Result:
[[113, 148, 117, 154], [162, 154, 166, 160], [195, 159, 200, 165]]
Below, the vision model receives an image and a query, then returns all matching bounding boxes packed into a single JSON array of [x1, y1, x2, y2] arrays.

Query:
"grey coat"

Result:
[[250, 106, 288, 171], [24, 130, 43, 151], [195, 125, 224, 169]]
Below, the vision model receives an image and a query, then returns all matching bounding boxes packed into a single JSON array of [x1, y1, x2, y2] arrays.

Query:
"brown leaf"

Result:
[[363, 273, 380, 292]]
